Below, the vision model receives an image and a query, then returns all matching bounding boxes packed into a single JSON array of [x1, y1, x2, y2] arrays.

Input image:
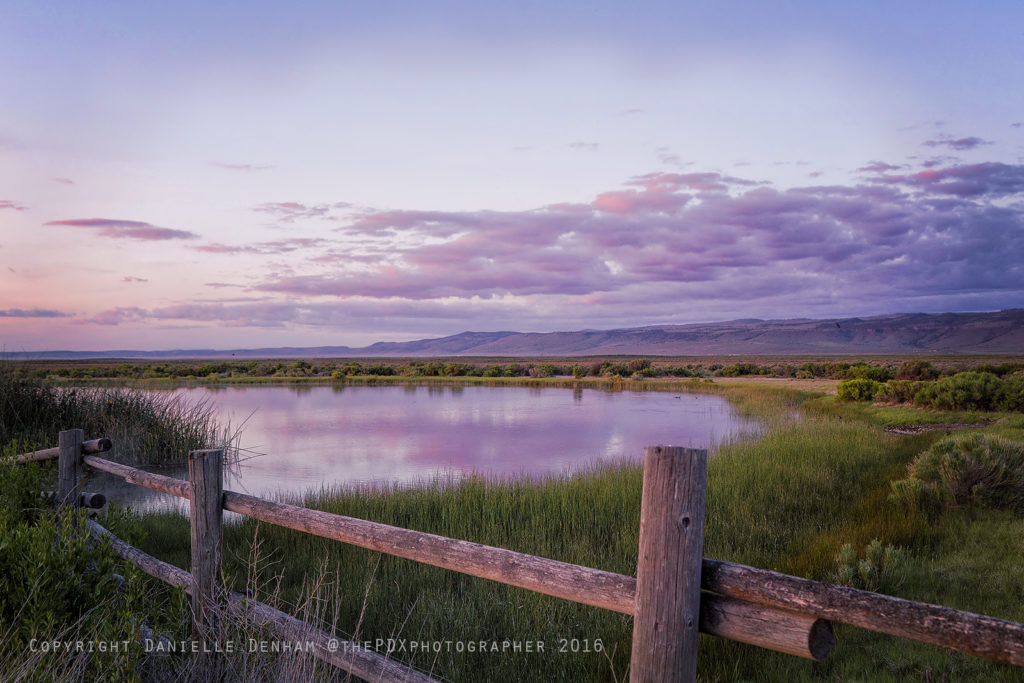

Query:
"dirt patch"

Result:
[[885, 421, 996, 435]]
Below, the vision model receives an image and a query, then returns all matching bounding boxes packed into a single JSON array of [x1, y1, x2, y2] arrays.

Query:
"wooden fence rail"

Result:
[[12, 431, 1024, 682]]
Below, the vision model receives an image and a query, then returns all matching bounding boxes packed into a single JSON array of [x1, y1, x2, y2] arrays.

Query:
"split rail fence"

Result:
[[11, 429, 1024, 682]]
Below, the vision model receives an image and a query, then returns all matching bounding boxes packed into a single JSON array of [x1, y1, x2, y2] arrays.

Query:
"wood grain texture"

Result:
[[82, 452, 1024, 666], [189, 448, 224, 680], [222, 489, 636, 613], [702, 559, 1024, 666], [700, 592, 833, 661], [11, 437, 111, 464], [630, 446, 707, 683], [57, 429, 83, 509], [83, 455, 190, 499]]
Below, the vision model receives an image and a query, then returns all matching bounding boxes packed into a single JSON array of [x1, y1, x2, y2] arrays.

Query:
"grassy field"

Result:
[[113, 379, 1024, 681], [3, 359, 1023, 680]]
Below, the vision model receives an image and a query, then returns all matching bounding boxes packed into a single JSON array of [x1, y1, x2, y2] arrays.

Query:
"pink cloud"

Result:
[[122, 276, 148, 283], [1, 200, 27, 211], [51, 177, 74, 185], [45, 218, 199, 240]]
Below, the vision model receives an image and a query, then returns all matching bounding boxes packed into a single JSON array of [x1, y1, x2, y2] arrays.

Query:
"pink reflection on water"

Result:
[[90, 385, 757, 511]]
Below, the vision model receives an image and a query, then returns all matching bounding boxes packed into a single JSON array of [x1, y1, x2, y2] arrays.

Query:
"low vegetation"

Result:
[[890, 433, 1024, 518], [13, 356, 1024, 385], [838, 368, 1024, 412], [2, 360, 1024, 680], [1, 364, 233, 466]]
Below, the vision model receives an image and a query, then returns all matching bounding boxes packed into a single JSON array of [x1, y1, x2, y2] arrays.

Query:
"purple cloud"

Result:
[[51, 177, 74, 185], [241, 161, 1024, 315], [1, 200, 27, 211], [867, 162, 1024, 197], [922, 136, 991, 151], [45, 218, 199, 240], [0, 308, 72, 318], [857, 161, 905, 173]]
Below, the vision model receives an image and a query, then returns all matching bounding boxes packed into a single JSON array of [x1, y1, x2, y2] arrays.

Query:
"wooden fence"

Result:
[[12, 429, 1024, 682]]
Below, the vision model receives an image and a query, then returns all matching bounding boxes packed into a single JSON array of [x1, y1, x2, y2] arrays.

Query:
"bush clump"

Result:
[[873, 379, 925, 404], [835, 378, 882, 402], [913, 371, 1005, 411], [831, 539, 907, 593], [896, 360, 940, 381], [890, 433, 1024, 517]]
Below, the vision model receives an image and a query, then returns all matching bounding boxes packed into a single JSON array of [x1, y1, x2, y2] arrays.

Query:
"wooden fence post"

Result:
[[189, 448, 224, 681], [57, 429, 83, 509], [630, 446, 708, 683]]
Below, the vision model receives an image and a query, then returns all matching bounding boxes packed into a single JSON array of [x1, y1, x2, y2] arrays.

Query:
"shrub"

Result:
[[896, 360, 939, 381], [831, 539, 907, 593], [849, 364, 893, 382], [890, 434, 1024, 516], [873, 379, 924, 404], [913, 371, 1005, 411], [835, 378, 882, 402], [999, 372, 1024, 411]]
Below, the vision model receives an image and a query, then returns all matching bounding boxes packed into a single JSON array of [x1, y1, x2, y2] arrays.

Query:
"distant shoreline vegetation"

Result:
[[11, 356, 1024, 383]]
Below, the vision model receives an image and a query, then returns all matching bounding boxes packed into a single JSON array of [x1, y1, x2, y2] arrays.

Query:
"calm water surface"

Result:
[[87, 385, 757, 511]]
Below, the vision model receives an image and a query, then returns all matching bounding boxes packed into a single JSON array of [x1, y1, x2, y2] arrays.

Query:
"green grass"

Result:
[[3, 359, 1021, 679], [1, 363, 235, 466], [110, 381, 1024, 681]]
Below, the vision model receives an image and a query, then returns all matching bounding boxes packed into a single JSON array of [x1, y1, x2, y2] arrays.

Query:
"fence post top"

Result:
[[644, 445, 708, 457], [188, 448, 224, 459]]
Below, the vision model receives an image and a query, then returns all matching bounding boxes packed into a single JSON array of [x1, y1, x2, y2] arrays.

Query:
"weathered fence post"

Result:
[[57, 429, 84, 509], [630, 446, 708, 683], [189, 448, 224, 681]]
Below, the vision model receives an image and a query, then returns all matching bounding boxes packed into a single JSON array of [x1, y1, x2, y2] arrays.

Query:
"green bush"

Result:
[[890, 434, 1024, 516], [1000, 373, 1024, 411], [913, 371, 1005, 411], [849, 363, 894, 382], [836, 378, 882, 402], [873, 379, 925, 404], [896, 360, 940, 381]]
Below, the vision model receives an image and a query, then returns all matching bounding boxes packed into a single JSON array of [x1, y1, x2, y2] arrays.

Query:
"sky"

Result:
[[2, 1, 1023, 351]]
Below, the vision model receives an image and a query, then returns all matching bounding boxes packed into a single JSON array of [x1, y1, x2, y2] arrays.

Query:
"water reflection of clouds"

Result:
[[100, 385, 757, 512]]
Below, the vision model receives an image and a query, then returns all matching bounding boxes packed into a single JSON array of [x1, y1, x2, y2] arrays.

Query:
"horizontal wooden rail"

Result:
[[83, 454, 1024, 666], [81, 456, 829, 658], [701, 559, 1024, 667], [84, 455, 190, 498], [10, 438, 111, 464], [87, 519, 437, 683]]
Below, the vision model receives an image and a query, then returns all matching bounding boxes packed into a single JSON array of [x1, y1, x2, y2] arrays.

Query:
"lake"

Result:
[[86, 384, 758, 511]]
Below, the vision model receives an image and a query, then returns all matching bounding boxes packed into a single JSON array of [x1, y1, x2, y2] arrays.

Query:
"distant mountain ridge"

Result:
[[8, 309, 1024, 359]]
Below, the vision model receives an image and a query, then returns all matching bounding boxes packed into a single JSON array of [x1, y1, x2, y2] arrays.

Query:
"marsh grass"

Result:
[[1, 363, 238, 465], [49, 379, 1024, 680]]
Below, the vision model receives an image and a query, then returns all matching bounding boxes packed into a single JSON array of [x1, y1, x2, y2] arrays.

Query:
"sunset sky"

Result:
[[2, 1, 1023, 351]]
